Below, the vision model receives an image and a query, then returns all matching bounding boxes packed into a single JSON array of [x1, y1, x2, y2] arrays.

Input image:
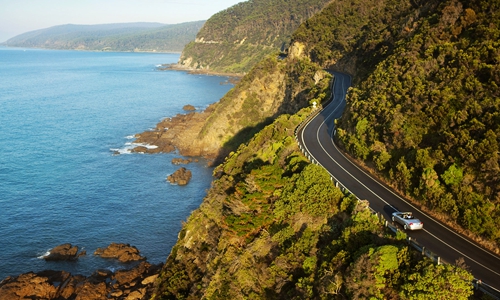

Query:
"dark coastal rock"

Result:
[[132, 112, 208, 157], [183, 104, 196, 111], [131, 129, 176, 154], [0, 272, 59, 299], [0, 262, 163, 300], [94, 243, 145, 263], [171, 157, 194, 165], [167, 167, 192, 186], [43, 243, 86, 261], [131, 145, 149, 153]]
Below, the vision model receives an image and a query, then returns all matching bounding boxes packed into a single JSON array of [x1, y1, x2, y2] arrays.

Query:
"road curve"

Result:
[[297, 71, 500, 290]]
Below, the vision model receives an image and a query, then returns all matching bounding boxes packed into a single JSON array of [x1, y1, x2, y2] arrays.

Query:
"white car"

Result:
[[392, 212, 424, 230]]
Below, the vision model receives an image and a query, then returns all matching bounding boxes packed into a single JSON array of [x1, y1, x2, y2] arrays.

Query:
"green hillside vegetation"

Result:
[[152, 100, 473, 299], [291, 0, 500, 246], [147, 0, 492, 297], [1, 21, 204, 52], [177, 0, 331, 74]]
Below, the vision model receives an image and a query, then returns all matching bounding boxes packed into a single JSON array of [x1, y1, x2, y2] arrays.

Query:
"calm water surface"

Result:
[[0, 47, 233, 278]]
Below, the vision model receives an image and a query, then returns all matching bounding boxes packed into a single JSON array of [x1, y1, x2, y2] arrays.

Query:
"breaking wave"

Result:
[[110, 142, 158, 155], [37, 249, 51, 259]]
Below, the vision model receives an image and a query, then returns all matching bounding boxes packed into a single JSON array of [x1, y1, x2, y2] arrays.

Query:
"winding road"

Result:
[[297, 71, 500, 291]]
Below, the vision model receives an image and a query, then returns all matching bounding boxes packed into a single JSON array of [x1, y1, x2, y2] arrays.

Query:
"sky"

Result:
[[0, 0, 245, 42]]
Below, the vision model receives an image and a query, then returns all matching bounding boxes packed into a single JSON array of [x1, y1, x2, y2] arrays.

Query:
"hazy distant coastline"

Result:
[[1, 21, 204, 53]]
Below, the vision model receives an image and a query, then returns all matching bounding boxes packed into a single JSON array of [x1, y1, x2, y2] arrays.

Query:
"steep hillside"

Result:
[[147, 0, 491, 298], [177, 0, 331, 74], [291, 0, 500, 246], [134, 51, 330, 163], [1, 21, 204, 52], [152, 98, 473, 299], [291, 0, 433, 80]]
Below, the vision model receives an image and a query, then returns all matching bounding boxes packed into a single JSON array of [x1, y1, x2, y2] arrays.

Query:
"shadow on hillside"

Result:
[[210, 67, 321, 166], [211, 94, 310, 166], [211, 120, 272, 167]]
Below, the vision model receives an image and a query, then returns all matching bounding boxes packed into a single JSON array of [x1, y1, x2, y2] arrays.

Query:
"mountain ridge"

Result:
[[176, 0, 332, 75], [1, 21, 205, 52]]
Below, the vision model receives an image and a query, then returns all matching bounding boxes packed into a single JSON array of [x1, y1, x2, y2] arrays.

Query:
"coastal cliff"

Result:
[[134, 52, 329, 164]]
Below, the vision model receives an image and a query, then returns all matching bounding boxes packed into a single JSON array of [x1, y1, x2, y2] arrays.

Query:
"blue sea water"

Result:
[[0, 47, 233, 279]]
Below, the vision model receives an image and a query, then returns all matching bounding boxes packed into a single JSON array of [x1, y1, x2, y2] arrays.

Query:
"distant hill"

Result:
[[1, 21, 205, 52], [177, 0, 332, 74]]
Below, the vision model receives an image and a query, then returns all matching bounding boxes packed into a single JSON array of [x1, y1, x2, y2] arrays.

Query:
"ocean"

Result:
[[0, 47, 233, 279]]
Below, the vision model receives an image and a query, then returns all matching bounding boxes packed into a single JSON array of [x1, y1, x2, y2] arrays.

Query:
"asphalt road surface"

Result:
[[297, 71, 500, 291]]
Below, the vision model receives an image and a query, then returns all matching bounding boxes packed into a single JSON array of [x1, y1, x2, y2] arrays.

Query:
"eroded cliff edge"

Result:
[[133, 48, 329, 165]]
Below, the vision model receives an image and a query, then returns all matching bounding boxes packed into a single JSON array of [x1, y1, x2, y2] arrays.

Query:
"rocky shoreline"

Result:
[[1, 98, 222, 299], [0, 71, 237, 299], [131, 110, 206, 156], [130, 102, 227, 164], [0, 243, 161, 299]]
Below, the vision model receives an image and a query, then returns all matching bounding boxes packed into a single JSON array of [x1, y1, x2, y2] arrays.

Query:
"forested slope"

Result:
[[149, 0, 496, 298], [152, 73, 473, 298], [177, 0, 331, 74], [292, 0, 500, 246], [1, 21, 204, 52]]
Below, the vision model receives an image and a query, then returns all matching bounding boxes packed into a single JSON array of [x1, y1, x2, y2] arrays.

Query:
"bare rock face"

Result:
[[167, 167, 192, 186], [94, 243, 145, 263], [0, 272, 59, 299], [43, 243, 86, 261], [0, 262, 162, 300]]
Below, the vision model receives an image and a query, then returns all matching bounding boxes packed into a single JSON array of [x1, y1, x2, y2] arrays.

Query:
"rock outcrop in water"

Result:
[[42, 243, 86, 261], [94, 243, 146, 263], [167, 167, 192, 186], [182, 104, 196, 111], [171, 157, 195, 165]]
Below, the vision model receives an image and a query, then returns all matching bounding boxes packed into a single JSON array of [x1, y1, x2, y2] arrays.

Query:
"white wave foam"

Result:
[[110, 147, 132, 155], [37, 249, 51, 259], [125, 135, 136, 140], [132, 142, 158, 149], [110, 142, 158, 155]]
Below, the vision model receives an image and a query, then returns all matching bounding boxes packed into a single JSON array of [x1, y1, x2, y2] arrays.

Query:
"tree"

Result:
[[400, 260, 474, 300], [441, 163, 464, 186], [345, 245, 400, 299]]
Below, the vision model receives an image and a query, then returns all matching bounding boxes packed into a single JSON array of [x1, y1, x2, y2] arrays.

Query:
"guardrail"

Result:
[[384, 219, 443, 264], [294, 76, 500, 300]]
